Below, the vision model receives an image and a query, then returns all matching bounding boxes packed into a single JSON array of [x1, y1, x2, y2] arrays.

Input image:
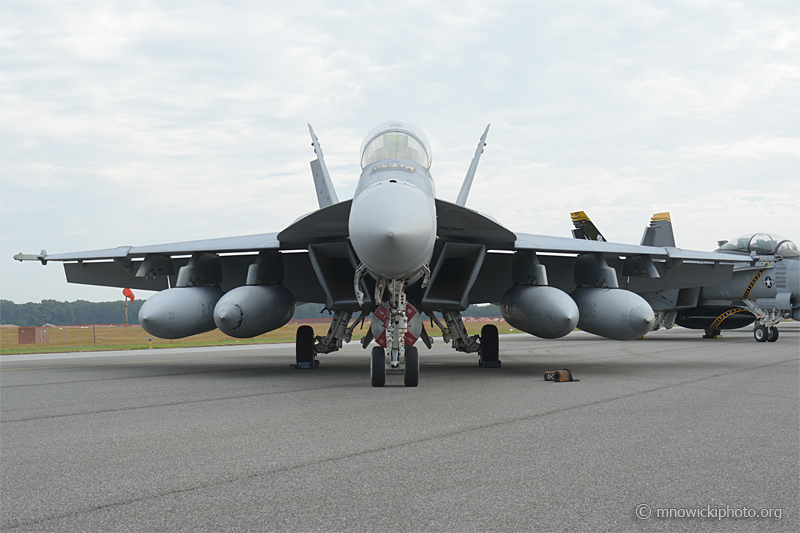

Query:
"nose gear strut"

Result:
[[354, 263, 430, 308]]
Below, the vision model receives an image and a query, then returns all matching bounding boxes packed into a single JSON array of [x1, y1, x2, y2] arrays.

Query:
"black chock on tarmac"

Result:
[[544, 369, 579, 382]]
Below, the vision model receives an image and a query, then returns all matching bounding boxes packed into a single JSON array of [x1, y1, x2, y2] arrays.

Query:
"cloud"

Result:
[[1, 0, 798, 303]]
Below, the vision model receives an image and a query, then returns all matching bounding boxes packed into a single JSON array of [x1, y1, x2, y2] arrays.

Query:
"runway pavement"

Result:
[[2, 324, 798, 531]]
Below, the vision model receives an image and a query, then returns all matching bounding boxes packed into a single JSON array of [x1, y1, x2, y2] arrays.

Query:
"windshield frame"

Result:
[[360, 121, 432, 170], [717, 233, 798, 257]]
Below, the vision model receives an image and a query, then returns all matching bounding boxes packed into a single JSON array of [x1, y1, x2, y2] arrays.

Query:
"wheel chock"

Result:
[[479, 358, 501, 368], [544, 369, 579, 382]]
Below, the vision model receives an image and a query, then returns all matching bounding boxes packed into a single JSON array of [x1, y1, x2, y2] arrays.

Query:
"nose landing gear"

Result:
[[368, 276, 426, 387]]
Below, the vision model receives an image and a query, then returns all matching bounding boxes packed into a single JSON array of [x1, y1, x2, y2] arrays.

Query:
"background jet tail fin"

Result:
[[570, 211, 606, 241], [308, 124, 339, 209], [455, 124, 490, 207], [640, 212, 676, 247]]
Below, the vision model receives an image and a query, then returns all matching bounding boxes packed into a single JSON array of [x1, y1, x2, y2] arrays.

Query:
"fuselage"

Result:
[[676, 235, 800, 331], [701, 233, 799, 309], [348, 121, 437, 281]]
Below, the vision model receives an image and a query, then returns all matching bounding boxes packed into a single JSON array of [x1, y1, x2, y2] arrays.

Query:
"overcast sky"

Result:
[[1, 0, 798, 304]]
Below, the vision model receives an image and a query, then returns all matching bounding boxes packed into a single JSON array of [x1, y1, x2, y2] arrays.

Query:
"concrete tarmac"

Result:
[[2, 325, 798, 531]]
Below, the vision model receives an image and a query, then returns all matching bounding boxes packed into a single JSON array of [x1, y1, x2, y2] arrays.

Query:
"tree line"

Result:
[[0, 299, 147, 327], [0, 300, 500, 327], [1, 299, 502, 327]]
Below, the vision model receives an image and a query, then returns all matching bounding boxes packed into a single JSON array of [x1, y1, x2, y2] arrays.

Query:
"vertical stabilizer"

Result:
[[640, 212, 676, 247], [455, 125, 490, 207], [308, 124, 339, 209], [570, 211, 606, 242]]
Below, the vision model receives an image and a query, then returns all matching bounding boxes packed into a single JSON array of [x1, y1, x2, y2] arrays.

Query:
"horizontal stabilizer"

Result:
[[455, 125, 490, 207]]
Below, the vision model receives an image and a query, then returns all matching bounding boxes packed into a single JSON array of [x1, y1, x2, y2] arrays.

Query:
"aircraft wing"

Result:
[[14, 233, 281, 264], [12, 232, 295, 294], [514, 232, 747, 263], [466, 229, 749, 306]]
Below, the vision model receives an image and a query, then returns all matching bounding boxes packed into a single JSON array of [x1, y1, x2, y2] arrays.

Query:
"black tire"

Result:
[[371, 346, 386, 387], [296, 325, 315, 366], [754, 325, 768, 342], [404, 346, 419, 387], [480, 324, 499, 363], [767, 327, 779, 342]]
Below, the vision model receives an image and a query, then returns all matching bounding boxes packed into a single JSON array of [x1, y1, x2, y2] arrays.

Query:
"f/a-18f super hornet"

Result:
[[16, 121, 748, 386], [683, 233, 799, 342], [571, 212, 799, 342]]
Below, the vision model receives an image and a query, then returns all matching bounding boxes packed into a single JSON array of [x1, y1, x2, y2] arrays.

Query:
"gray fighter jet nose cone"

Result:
[[349, 181, 436, 279]]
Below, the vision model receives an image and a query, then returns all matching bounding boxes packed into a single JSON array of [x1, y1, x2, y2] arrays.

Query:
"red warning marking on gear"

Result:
[[374, 305, 389, 325], [373, 303, 419, 347], [404, 304, 418, 346], [404, 331, 418, 346], [376, 330, 387, 348]]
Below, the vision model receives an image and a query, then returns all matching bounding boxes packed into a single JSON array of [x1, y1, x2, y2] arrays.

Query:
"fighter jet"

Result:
[[571, 212, 799, 342], [680, 233, 800, 342], [15, 121, 747, 386]]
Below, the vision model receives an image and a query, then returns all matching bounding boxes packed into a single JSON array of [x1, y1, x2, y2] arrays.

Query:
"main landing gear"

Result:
[[478, 324, 500, 368], [295, 325, 317, 369], [428, 311, 502, 368], [753, 325, 779, 343], [296, 267, 504, 386], [742, 300, 783, 343], [295, 309, 369, 368]]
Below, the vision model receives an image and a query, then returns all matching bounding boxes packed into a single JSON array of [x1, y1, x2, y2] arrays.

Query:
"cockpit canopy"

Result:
[[717, 233, 799, 258], [360, 120, 431, 170]]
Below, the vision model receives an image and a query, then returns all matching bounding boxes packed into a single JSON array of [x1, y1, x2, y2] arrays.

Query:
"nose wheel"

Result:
[[404, 346, 419, 387], [371, 347, 386, 387]]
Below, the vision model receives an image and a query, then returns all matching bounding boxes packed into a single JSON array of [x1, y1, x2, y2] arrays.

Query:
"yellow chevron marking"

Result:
[[651, 212, 671, 222], [742, 262, 773, 299], [570, 211, 590, 222], [710, 308, 747, 330]]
